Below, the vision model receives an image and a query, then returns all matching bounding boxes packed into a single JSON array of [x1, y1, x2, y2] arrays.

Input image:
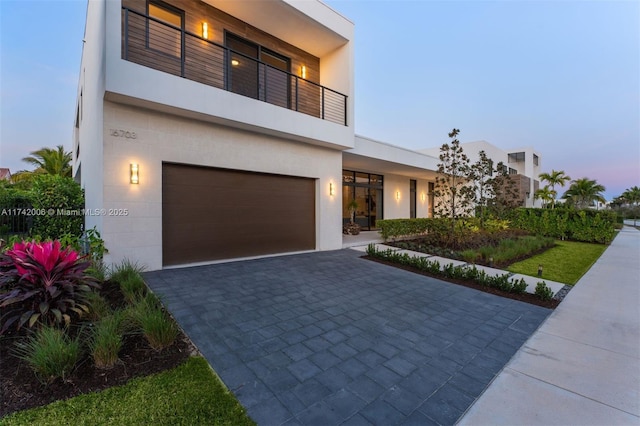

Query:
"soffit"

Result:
[[204, 0, 349, 57]]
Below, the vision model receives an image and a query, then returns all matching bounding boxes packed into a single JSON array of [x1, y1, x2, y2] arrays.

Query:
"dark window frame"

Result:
[[508, 152, 526, 163], [410, 179, 417, 219], [224, 31, 292, 108], [145, 0, 185, 59], [342, 169, 384, 230]]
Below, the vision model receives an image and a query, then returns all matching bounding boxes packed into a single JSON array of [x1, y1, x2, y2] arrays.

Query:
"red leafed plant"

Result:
[[0, 240, 100, 334]]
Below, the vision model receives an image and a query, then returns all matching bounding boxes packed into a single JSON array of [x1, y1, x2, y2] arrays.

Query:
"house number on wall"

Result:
[[110, 129, 137, 139]]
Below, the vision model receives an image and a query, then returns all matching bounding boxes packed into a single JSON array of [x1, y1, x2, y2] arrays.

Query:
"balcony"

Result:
[[121, 7, 347, 126]]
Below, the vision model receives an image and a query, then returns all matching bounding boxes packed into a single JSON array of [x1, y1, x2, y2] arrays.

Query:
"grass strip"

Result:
[[507, 240, 608, 285], [0, 357, 255, 426]]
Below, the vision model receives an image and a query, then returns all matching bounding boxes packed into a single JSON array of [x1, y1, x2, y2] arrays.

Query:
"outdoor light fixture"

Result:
[[202, 22, 208, 39], [231, 59, 240, 66], [421, 193, 426, 202], [301, 65, 307, 79], [130, 163, 139, 184], [329, 182, 334, 196], [396, 191, 400, 200]]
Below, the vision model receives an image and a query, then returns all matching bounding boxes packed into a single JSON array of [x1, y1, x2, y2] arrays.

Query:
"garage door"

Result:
[[162, 163, 316, 266]]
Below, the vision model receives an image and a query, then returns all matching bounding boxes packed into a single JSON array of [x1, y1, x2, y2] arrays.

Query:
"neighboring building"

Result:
[[0, 168, 11, 182], [419, 141, 543, 208], [73, 0, 540, 271]]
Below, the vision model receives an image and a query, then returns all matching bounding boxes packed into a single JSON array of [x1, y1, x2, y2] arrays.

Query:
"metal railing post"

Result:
[[321, 86, 325, 120], [295, 77, 299, 111], [180, 26, 185, 77], [344, 95, 347, 126], [124, 8, 129, 59], [263, 63, 268, 102], [224, 47, 230, 91]]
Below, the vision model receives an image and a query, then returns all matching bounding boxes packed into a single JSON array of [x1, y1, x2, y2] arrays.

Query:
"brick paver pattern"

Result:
[[144, 250, 550, 425]]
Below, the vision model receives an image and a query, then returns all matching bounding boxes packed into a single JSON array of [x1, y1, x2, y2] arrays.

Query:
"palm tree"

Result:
[[538, 170, 571, 209], [534, 187, 555, 208], [21, 145, 72, 177], [562, 178, 606, 209], [622, 186, 640, 206]]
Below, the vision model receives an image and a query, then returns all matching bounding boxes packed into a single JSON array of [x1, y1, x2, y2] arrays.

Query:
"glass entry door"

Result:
[[343, 170, 383, 231]]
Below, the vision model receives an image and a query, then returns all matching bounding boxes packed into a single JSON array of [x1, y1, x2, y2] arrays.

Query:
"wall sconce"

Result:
[[202, 22, 209, 39], [301, 65, 307, 79], [130, 163, 139, 184], [421, 193, 426, 202], [231, 59, 239, 66], [329, 182, 334, 196], [396, 191, 400, 201]]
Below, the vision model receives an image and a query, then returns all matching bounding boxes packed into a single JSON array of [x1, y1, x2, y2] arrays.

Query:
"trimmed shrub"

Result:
[[367, 244, 551, 301], [30, 175, 84, 240], [511, 208, 615, 244], [535, 282, 554, 301]]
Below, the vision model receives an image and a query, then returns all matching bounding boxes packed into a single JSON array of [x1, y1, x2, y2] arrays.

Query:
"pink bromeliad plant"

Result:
[[0, 240, 99, 334]]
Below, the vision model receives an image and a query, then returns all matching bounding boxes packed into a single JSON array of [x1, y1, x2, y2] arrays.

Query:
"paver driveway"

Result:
[[144, 249, 551, 425]]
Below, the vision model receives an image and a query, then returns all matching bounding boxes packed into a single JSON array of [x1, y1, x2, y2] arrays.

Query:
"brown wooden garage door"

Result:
[[162, 163, 316, 266]]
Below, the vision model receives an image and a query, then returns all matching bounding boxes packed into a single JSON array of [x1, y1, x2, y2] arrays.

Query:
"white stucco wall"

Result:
[[101, 102, 343, 271], [74, 0, 107, 234]]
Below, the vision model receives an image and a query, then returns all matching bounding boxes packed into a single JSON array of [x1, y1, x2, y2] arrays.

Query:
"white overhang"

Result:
[[343, 135, 440, 180], [205, 0, 351, 57]]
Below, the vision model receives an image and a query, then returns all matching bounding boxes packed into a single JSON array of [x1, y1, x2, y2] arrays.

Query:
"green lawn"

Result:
[[508, 240, 608, 285], [0, 357, 255, 426]]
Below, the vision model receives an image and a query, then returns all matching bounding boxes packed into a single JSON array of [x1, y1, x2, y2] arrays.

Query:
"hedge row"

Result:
[[376, 218, 450, 241], [509, 208, 616, 244], [365, 243, 556, 300], [0, 175, 84, 240]]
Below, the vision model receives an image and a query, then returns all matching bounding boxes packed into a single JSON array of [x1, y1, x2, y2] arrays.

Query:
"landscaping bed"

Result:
[[388, 229, 556, 268], [364, 255, 560, 309], [0, 279, 193, 418]]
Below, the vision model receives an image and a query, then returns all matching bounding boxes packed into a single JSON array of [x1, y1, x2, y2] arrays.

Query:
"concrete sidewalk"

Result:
[[458, 226, 640, 425]]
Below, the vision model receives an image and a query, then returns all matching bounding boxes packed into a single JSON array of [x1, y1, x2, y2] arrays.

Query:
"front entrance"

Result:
[[342, 170, 383, 230]]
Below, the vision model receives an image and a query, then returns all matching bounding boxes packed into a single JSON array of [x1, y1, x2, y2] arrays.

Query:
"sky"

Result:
[[0, 0, 638, 200]]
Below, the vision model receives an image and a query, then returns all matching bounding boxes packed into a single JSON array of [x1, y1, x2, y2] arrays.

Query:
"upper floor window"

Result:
[[533, 154, 539, 166], [508, 152, 525, 163], [147, 1, 183, 58], [509, 167, 518, 175], [225, 32, 291, 108]]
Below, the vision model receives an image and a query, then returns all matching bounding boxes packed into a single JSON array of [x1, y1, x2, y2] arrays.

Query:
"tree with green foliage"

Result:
[[622, 186, 640, 206], [488, 162, 521, 218], [23, 145, 72, 176], [433, 129, 476, 230], [534, 186, 555, 208], [562, 177, 606, 209], [611, 186, 640, 226], [12, 146, 73, 188], [538, 170, 571, 209], [471, 150, 495, 228]]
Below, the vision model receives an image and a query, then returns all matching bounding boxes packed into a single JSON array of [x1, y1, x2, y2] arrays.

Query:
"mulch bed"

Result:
[[0, 281, 195, 418], [363, 255, 560, 309]]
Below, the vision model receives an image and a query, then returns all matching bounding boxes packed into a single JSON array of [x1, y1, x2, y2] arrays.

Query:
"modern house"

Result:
[[73, 0, 540, 271]]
